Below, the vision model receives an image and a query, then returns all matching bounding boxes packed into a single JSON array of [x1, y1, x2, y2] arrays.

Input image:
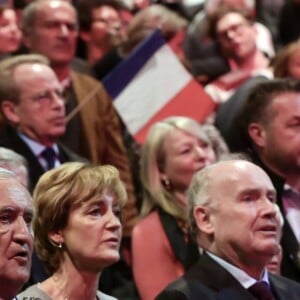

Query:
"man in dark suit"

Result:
[[156, 160, 300, 299], [0, 54, 86, 191], [235, 79, 300, 282]]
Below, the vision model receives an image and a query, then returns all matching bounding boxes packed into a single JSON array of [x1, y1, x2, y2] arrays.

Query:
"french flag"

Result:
[[103, 30, 215, 144]]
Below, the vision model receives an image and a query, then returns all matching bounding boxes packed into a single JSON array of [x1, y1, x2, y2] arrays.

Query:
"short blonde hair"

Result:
[[33, 162, 127, 273]]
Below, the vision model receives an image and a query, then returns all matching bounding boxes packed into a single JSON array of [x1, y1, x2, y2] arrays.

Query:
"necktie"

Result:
[[40, 147, 56, 170], [248, 281, 275, 300]]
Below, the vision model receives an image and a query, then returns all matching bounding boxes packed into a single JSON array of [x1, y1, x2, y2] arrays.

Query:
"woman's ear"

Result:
[[48, 230, 64, 246]]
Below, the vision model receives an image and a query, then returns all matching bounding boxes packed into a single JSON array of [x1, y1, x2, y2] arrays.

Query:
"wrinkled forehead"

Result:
[[36, 0, 77, 20], [210, 161, 274, 193], [0, 178, 32, 209]]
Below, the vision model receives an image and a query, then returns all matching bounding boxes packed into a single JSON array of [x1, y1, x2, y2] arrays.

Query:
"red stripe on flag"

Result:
[[135, 80, 216, 144]]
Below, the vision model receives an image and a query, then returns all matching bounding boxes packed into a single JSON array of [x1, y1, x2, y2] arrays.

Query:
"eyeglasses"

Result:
[[92, 17, 121, 28], [26, 88, 68, 106], [217, 22, 249, 41]]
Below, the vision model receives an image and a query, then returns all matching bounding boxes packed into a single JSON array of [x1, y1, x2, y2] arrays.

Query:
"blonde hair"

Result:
[[33, 162, 127, 273], [140, 116, 211, 220]]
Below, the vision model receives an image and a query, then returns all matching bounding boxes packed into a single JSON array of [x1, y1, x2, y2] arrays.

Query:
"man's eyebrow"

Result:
[[0, 206, 16, 213]]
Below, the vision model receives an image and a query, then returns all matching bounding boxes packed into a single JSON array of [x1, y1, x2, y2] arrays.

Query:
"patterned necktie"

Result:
[[40, 147, 56, 170], [248, 281, 275, 300]]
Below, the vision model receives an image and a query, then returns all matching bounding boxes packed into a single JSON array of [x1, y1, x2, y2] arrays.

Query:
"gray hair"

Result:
[[0, 147, 28, 169], [187, 165, 213, 238], [0, 54, 49, 105], [22, 0, 78, 35]]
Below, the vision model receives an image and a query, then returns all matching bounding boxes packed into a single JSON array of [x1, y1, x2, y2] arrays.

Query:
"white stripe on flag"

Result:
[[114, 43, 192, 135]]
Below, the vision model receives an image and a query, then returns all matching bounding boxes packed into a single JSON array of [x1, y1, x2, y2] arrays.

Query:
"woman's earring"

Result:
[[49, 239, 63, 249], [162, 178, 171, 191]]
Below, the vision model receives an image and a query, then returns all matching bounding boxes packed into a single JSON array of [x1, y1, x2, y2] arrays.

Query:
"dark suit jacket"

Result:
[[0, 125, 87, 192], [156, 253, 300, 300]]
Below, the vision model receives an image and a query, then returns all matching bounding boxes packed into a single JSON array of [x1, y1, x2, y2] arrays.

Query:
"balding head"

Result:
[[188, 160, 280, 278], [22, 0, 78, 67]]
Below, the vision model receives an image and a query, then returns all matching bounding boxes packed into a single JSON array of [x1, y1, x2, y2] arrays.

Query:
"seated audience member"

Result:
[[0, 147, 28, 187], [123, 4, 187, 59], [22, 0, 138, 238], [132, 116, 228, 300], [204, 6, 271, 104], [0, 54, 86, 192], [184, 0, 274, 84], [18, 162, 127, 300], [272, 40, 300, 80], [156, 160, 300, 299], [0, 5, 22, 59], [77, 0, 127, 66], [0, 168, 33, 300], [236, 79, 300, 282], [93, 3, 188, 80]]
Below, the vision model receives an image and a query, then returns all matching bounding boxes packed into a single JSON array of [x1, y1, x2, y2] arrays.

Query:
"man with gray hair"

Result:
[[0, 147, 28, 187], [156, 160, 300, 299], [0, 168, 33, 300]]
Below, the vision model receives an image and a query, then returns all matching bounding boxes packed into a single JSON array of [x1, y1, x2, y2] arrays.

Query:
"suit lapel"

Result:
[[187, 254, 255, 299], [0, 126, 45, 190]]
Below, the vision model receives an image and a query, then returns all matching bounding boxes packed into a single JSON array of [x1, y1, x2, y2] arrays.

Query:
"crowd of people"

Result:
[[0, 0, 300, 299]]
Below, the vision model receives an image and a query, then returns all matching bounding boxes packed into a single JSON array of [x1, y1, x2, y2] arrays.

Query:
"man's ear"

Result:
[[193, 205, 214, 235], [1, 101, 20, 125], [248, 122, 266, 148]]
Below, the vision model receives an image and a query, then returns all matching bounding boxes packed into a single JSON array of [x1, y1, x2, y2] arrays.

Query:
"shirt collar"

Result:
[[206, 251, 269, 288], [18, 132, 59, 157]]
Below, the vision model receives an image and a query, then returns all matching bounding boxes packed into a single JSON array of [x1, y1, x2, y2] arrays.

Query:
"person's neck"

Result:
[[173, 190, 188, 209], [210, 248, 266, 280], [86, 44, 110, 66], [51, 63, 71, 82], [40, 260, 100, 300], [231, 49, 269, 73]]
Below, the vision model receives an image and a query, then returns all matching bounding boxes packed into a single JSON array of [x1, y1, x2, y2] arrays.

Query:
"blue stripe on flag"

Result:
[[102, 29, 165, 99]]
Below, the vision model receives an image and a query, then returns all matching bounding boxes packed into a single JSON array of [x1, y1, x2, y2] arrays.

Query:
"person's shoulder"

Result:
[[17, 284, 51, 300], [97, 291, 118, 300], [71, 70, 106, 93], [270, 273, 300, 292], [156, 274, 214, 300]]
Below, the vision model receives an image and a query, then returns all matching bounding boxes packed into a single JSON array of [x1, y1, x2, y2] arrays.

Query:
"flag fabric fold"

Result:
[[103, 30, 215, 144]]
